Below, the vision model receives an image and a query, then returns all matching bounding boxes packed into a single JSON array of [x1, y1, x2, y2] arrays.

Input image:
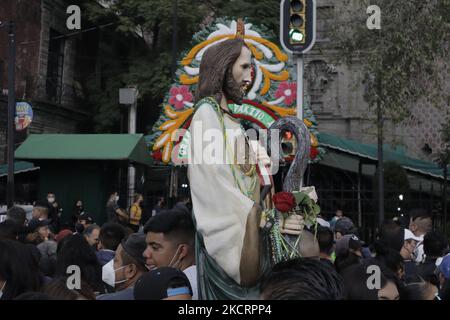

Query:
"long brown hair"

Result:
[[195, 38, 247, 103]]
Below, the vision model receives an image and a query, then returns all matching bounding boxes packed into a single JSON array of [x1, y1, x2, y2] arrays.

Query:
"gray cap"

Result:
[[334, 217, 355, 235], [335, 234, 362, 257]]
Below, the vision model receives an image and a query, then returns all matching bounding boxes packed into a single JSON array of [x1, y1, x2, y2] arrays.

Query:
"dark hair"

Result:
[[42, 276, 95, 300], [176, 194, 190, 203], [260, 257, 344, 300], [423, 231, 448, 258], [334, 251, 362, 274], [0, 239, 42, 300], [13, 292, 52, 300], [83, 224, 100, 237], [144, 209, 195, 246], [34, 200, 50, 209], [99, 223, 127, 251], [120, 241, 147, 273], [55, 234, 104, 294], [6, 206, 27, 226], [0, 220, 19, 240], [196, 38, 246, 103], [401, 275, 435, 300], [377, 219, 404, 252], [372, 241, 404, 278], [340, 263, 388, 300], [316, 227, 334, 255], [409, 208, 431, 221]]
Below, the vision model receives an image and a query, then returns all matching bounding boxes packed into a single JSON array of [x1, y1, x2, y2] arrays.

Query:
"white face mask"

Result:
[[0, 281, 6, 299], [101, 259, 128, 288], [115, 196, 119, 202], [48, 197, 55, 204], [168, 245, 183, 269]]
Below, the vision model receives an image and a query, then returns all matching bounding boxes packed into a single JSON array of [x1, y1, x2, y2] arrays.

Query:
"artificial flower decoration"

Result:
[[152, 150, 162, 161], [169, 85, 193, 110], [272, 191, 296, 213], [310, 146, 319, 159], [275, 81, 297, 106]]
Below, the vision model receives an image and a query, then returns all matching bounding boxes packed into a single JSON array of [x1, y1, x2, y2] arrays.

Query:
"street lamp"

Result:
[[119, 87, 139, 208], [0, 21, 16, 208]]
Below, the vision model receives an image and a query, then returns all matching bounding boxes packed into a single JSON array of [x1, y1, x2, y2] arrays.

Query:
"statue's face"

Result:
[[223, 46, 252, 105]]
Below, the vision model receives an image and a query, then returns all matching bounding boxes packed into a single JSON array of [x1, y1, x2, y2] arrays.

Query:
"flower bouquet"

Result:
[[262, 186, 321, 264]]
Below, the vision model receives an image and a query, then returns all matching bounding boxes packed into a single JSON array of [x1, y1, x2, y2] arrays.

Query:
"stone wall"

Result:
[[306, 0, 449, 161]]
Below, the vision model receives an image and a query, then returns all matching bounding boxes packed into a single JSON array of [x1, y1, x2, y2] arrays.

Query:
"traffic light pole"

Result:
[[296, 54, 304, 188], [3, 21, 16, 209], [296, 54, 304, 120]]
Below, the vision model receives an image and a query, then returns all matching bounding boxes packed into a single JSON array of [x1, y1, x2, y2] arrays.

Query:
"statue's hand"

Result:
[[280, 214, 304, 235]]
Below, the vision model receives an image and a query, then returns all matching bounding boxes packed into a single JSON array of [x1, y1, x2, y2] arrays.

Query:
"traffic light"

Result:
[[280, 0, 316, 54], [281, 129, 297, 162]]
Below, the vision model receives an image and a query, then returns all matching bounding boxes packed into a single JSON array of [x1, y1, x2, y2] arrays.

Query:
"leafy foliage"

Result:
[[331, 0, 450, 122], [81, 0, 282, 132]]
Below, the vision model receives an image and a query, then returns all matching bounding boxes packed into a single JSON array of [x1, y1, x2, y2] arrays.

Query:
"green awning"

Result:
[[15, 134, 153, 166], [0, 161, 39, 177], [319, 132, 445, 179]]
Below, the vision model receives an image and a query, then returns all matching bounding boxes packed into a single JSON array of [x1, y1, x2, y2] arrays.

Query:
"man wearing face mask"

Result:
[[143, 209, 197, 300], [106, 191, 129, 225], [97, 233, 147, 300], [47, 192, 61, 233]]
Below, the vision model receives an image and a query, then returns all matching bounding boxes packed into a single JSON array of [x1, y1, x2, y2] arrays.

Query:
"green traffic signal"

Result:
[[289, 29, 304, 42], [280, 0, 316, 54]]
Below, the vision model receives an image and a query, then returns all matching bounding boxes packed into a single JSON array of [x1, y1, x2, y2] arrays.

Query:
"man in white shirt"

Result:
[[143, 209, 198, 300]]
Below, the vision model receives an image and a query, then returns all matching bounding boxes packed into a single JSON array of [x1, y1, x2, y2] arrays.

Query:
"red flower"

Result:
[[275, 82, 296, 106], [272, 192, 296, 213], [310, 147, 319, 159], [169, 85, 193, 110], [152, 150, 162, 161]]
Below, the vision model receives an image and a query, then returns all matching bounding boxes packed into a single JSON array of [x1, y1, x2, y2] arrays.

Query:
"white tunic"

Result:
[[187, 101, 257, 284]]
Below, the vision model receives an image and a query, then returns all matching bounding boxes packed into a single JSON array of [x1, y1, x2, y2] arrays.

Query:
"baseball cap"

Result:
[[316, 217, 331, 229], [121, 233, 147, 268], [134, 267, 192, 300], [78, 212, 94, 223], [334, 217, 355, 235], [404, 228, 422, 242], [27, 218, 50, 232], [335, 234, 362, 257]]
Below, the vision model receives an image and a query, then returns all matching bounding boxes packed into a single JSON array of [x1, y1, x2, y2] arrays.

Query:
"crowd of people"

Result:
[[1, 191, 449, 300]]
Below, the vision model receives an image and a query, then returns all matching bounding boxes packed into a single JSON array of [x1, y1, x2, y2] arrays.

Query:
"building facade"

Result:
[[0, 0, 92, 164], [307, 0, 449, 161]]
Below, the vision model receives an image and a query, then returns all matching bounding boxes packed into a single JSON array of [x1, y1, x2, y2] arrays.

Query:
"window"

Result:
[[46, 29, 65, 103]]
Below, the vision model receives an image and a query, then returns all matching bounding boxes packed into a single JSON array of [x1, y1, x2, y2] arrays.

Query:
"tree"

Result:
[[331, 0, 450, 226], [436, 122, 450, 234], [81, 0, 282, 132]]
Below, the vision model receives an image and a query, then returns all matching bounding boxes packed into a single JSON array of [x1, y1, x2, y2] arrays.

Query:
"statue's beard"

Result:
[[223, 68, 245, 105]]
